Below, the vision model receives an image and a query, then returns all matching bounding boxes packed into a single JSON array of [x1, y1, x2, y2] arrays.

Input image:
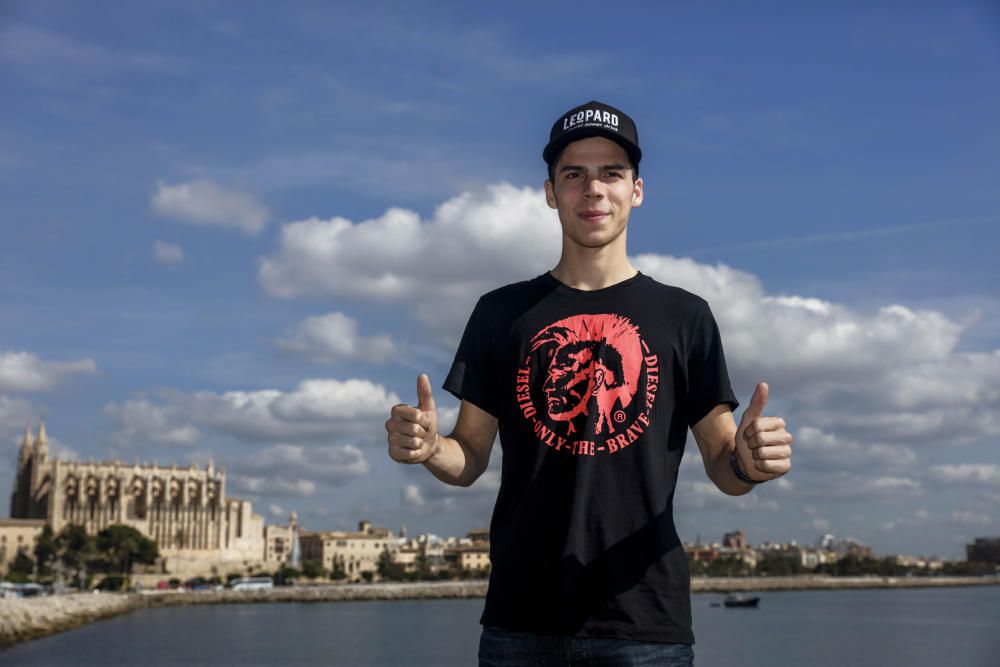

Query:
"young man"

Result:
[[386, 101, 793, 666]]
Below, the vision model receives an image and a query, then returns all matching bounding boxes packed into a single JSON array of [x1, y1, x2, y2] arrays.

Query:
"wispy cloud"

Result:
[[0, 351, 97, 393], [152, 240, 185, 266], [0, 23, 183, 78], [277, 312, 397, 364], [680, 214, 998, 256], [152, 180, 269, 235]]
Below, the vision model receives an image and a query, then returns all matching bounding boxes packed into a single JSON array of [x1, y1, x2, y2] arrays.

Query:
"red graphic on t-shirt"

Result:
[[514, 314, 660, 457]]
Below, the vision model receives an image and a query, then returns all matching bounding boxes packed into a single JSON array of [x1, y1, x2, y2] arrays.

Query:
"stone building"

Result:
[[722, 530, 746, 550], [300, 520, 394, 581], [0, 518, 45, 573], [6, 423, 284, 576], [966, 537, 1000, 565], [444, 542, 491, 573]]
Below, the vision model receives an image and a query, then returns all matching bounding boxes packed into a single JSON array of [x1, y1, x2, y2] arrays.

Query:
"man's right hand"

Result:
[[386, 373, 440, 464]]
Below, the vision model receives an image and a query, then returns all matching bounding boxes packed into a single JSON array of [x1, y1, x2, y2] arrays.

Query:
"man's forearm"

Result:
[[422, 432, 488, 487], [707, 440, 755, 496]]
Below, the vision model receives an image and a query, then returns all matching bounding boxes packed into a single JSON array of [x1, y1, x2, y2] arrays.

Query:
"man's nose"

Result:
[[583, 176, 604, 198]]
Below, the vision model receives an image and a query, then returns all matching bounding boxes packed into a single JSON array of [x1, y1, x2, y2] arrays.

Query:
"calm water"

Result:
[[3, 586, 998, 666]]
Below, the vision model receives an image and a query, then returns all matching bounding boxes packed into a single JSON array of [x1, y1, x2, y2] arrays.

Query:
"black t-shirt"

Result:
[[443, 270, 738, 644]]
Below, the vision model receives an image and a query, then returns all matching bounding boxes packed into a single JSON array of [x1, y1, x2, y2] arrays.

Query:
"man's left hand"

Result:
[[734, 382, 792, 482]]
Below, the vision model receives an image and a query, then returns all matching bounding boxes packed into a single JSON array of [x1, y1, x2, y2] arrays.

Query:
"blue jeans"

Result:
[[478, 626, 694, 666]]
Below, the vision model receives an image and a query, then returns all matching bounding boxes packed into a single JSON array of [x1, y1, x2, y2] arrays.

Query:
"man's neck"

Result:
[[549, 249, 637, 292]]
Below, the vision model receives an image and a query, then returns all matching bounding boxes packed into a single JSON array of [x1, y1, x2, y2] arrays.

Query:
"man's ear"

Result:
[[631, 177, 644, 208], [592, 368, 605, 393], [544, 180, 558, 209]]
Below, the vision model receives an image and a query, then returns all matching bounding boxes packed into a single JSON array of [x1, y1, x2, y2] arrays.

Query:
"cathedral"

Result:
[[6, 422, 294, 575]]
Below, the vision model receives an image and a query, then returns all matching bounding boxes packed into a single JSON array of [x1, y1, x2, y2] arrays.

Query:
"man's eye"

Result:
[[565, 173, 579, 179], [605, 172, 622, 179]]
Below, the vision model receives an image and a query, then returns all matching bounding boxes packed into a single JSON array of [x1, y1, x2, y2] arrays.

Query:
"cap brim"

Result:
[[543, 128, 642, 167]]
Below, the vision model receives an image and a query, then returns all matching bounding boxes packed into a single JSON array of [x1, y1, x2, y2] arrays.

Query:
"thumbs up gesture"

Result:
[[386, 374, 441, 464], [733, 382, 793, 482]]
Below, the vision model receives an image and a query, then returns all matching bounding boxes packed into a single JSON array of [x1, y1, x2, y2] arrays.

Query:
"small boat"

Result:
[[723, 593, 760, 608]]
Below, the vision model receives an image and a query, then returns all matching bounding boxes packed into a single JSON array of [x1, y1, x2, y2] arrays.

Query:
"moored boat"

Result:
[[723, 593, 760, 607]]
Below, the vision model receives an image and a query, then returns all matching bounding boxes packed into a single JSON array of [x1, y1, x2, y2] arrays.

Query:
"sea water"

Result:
[[2, 585, 998, 666]]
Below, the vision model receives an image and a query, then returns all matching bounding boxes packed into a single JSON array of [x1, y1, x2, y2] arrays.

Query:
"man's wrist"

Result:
[[730, 448, 766, 485]]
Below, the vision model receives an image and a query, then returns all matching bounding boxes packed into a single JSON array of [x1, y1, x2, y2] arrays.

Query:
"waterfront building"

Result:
[[467, 528, 490, 543], [895, 555, 945, 571], [5, 422, 291, 576], [0, 518, 45, 574], [722, 530, 746, 549], [444, 541, 491, 574], [966, 537, 1000, 565], [300, 520, 395, 581], [264, 512, 300, 566]]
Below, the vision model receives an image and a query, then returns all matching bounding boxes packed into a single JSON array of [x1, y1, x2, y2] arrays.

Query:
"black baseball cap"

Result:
[[542, 100, 641, 168]]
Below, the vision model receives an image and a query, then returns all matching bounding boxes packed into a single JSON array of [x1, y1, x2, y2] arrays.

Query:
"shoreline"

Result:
[[2, 575, 997, 649]]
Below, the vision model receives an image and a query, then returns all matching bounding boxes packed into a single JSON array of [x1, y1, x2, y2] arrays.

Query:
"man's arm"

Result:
[[691, 382, 792, 496], [386, 374, 498, 487], [424, 399, 497, 487]]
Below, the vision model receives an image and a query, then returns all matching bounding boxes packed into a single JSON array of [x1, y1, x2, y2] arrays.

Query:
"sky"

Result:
[[1, 0, 998, 560]]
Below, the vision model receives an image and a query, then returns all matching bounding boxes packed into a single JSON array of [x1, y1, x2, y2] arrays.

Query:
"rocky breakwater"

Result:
[[0, 592, 142, 648], [143, 580, 490, 607]]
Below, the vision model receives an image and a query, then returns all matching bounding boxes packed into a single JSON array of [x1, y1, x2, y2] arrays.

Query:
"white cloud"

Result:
[[632, 255, 963, 383], [235, 443, 369, 484], [794, 426, 916, 470], [398, 449, 501, 520], [799, 474, 924, 500], [230, 475, 317, 497], [258, 184, 560, 338], [153, 240, 185, 265], [0, 351, 97, 392], [152, 180, 268, 235], [106, 379, 399, 445], [269, 504, 286, 518], [0, 396, 35, 437], [675, 480, 779, 512], [103, 398, 202, 447], [927, 464, 1000, 486], [402, 484, 426, 507], [43, 436, 79, 461], [277, 312, 396, 363]]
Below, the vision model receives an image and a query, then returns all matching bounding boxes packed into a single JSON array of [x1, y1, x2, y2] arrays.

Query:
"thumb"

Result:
[[739, 382, 769, 431], [416, 373, 436, 412]]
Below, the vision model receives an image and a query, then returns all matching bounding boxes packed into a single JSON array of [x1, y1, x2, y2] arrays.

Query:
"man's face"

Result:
[[543, 343, 596, 421], [544, 137, 643, 251]]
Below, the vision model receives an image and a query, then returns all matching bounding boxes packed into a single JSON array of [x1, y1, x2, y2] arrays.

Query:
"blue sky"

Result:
[[1, 1, 998, 559]]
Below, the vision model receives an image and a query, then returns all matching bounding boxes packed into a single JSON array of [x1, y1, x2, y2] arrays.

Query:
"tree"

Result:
[[8, 551, 35, 582], [756, 553, 804, 576], [96, 525, 158, 580], [276, 566, 301, 585], [706, 556, 753, 577], [54, 524, 98, 588], [301, 559, 325, 579], [686, 554, 709, 577], [377, 551, 407, 581], [34, 525, 56, 577]]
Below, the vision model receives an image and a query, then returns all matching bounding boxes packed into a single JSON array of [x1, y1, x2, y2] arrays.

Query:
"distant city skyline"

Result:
[[2, 2, 999, 560]]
